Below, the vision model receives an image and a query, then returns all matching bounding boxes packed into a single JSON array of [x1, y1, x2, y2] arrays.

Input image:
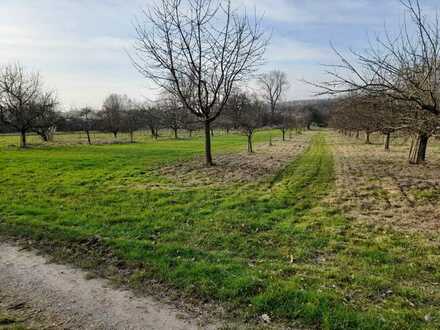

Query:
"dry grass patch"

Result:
[[154, 135, 311, 187], [328, 133, 440, 236]]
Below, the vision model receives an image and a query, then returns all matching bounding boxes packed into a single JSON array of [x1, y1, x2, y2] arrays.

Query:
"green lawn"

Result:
[[0, 131, 439, 329]]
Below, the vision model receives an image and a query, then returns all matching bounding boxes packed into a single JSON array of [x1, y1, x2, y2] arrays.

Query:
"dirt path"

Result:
[[0, 242, 217, 330]]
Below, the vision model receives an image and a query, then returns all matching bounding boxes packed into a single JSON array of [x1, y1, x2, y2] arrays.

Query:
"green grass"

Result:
[[0, 131, 439, 329], [0, 312, 28, 330]]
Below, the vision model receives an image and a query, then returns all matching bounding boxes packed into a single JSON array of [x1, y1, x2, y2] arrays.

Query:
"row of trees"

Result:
[[0, 64, 327, 151], [0, 0, 329, 162], [317, 0, 440, 164], [330, 93, 440, 160], [60, 90, 326, 151]]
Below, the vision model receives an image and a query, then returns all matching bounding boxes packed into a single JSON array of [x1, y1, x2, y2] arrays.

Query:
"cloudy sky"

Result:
[[0, 0, 438, 110]]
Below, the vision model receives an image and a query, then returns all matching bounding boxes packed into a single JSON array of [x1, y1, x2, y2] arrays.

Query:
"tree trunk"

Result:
[[365, 131, 371, 144], [86, 130, 92, 145], [173, 128, 178, 139], [271, 105, 275, 122], [356, 131, 360, 139], [20, 130, 27, 148], [211, 129, 214, 137], [204, 121, 214, 166], [188, 130, 192, 138], [247, 134, 253, 153], [282, 129, 286, 141], [269, 135, 273, 146], [409, 133, 429, 164], [130, 131, 134, 143], [384, 133, 391, 151], [113, 131, 118, 139]]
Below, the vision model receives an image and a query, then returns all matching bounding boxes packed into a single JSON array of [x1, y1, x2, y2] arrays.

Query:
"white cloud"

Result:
[[1, 0, 437, 106], [267, 37, 336, 63]]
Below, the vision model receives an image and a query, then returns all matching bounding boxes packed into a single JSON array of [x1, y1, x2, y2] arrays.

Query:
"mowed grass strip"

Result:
[[0, 132, 439, 329]]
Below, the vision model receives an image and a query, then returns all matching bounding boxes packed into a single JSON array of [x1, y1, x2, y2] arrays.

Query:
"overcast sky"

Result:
[[0, 0, 438, 110]]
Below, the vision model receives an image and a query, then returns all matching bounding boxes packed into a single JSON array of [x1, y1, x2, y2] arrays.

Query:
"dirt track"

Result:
[[0, 242, 215, 330]]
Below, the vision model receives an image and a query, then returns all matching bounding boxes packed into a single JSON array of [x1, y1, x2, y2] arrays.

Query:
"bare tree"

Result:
[[131, 0, 267, 166], [157, 91, 186, 139], [0, 64, 57, 148], [79, 107, 96, 145], [122, 108, 144, 143], [314, 0, 440, 163], [181, 111, 201, 137], [137, 103, 162, 139], [99, 94, 128, 139], [273, 104, 296, 141], [236, 94, 264, 153], [258, 70, 289, 119], [32, 108, 62, 142]]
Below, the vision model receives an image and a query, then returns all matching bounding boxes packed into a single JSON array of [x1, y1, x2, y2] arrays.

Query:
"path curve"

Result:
[[0, 242, 216, 329]]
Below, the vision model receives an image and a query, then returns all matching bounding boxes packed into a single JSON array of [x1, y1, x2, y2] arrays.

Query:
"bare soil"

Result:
[[0, 242, 216, 330], [327, 133, 440, 237]]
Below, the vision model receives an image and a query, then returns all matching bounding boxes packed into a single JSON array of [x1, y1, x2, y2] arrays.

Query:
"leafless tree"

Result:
[[0, 64, 57, 148], [121, 108, 145, 143], [131, 0, 268, 165], [79, 107, 96, 145], [236, 94, 264, 153], [99, 94, 128, 139], [314, 0, 440, 163], [32, 108, 62, 142], [221, 91, 252, 132], [222, 92, 263, 152], [273, 104, 296, 141], [258, 70, 289, 119], [157, 91, 186, 139], [137, 103, 162, 139]]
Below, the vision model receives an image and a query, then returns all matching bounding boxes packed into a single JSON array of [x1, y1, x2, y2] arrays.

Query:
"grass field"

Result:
[[0, 303, 32, 330], [0, 130, 439, 329], [0, 312, 28, 330]]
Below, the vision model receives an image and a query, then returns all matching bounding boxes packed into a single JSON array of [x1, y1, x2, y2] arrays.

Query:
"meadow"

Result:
[[0, 130, 439, 329]]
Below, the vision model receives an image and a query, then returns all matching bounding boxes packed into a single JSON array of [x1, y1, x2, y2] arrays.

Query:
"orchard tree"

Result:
[[99, 94, 128, 139], [137, 103, 162, 139], [315, 0, 440, 163], [79, 107, 96, 145], [223, 92, 253, 131], [236, 94, 264, 153], [273, 104, 295, 141], [131, 0, 268, 166], [258, 70, 289, 119], [32, 108, 62, 142], [158, 92, 186, 139], [180, 110, 200, 138], [122, 108, 144, 143], [0, 64, 57, 148], [330, 94, 384, 144]]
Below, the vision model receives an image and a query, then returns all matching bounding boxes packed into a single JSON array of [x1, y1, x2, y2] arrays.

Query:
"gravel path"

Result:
[[0, 242, 216, 329]]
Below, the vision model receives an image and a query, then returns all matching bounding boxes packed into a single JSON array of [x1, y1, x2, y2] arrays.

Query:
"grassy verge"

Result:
[[0, 312, 28, 330], [1, 132, 439, 329]]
